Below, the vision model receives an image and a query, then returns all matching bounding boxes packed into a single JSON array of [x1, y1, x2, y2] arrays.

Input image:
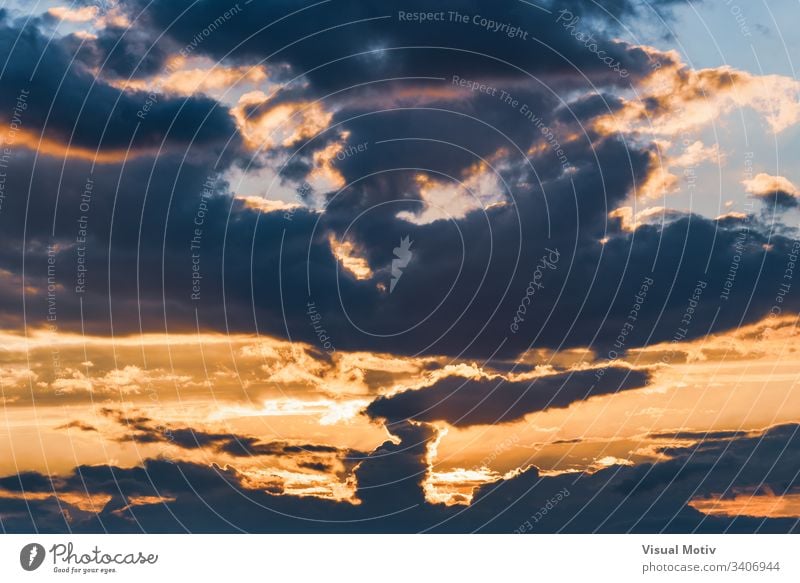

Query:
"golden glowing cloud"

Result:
[[743, 173, 799, 197], [635, 139, 722, 200], [690, 491, 800, 519], [308, 137, 349, 190], [2, 311, 799, 505], [424, 467, 500, 505], [49, 3, 130, 29], [596, 56, 800, 137], [329, 235, 374, 281], [609, 205, 668, 232], [234, 195, 301, 214], [398, 154, 509, 225], [0, 127, 153, 163], [233, 91, 333, 150], [47, 6, 99, 22], [113, 64, 268, 97], [212, 398, 371, 426]]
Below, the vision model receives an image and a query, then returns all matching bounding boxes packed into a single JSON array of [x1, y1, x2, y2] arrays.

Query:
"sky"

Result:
[[0, 0, 799, 533]]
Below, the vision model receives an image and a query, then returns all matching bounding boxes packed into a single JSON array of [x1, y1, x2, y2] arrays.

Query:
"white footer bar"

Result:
[[1, 534, 797, 582]]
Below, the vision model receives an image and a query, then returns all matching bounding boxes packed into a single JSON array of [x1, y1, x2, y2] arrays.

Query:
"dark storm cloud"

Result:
[[753, 190, 799, 210], [0, 18, 239, 154], [366, 367, 650, 427], [1, 0, 798, 539], [0, 2, 674, 356], [2, 421, 798, 533], [122, 0, 674, 91], [0, 0, 796, 365], [256, 168, 800, 359], [0, 152, 234, 336], [97, 0, 675, 189], [62, 25, 173, 80], [3, 143, 799, 362], [556, 0, 695, 20], [0, 496, 96, 534], [234, 134, 654, 358], [0, 471, 55, 493]]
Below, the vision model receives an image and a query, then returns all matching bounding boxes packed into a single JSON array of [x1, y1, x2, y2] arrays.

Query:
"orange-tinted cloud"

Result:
[[47, 6, 99, 22], [233, 195, 301, 214], [609, 205, 682, 232], [596, 55, 800, 137], [398, 154, 509, 225], [743, 173, 799, 207], [232, 91, 333, 150], [0, 127, 153, 163], [690, 491, 800, 519], [113, 63, 268, 97], [329, 235, 373, 281]]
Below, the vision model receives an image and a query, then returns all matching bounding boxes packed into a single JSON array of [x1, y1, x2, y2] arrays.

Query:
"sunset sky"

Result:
[[1, 0, 800, 533]]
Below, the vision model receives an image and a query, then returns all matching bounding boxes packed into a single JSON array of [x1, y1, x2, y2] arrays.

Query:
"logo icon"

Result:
[[390, 235, 413, 293], [20, 543, 46, 571]]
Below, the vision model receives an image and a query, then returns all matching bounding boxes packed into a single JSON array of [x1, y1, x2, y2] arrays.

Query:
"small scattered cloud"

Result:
[[743, 173, 799, 209]]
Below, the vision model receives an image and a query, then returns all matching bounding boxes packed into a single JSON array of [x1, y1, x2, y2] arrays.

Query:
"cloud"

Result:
[[55, 420, 98, 432], [0, 19, 241, 158], [743, 173, 799, 209], [121, 0, 675, 93], [0, 419, 446, 532], [397, 158, 509, 225], [0, 0, 795, 366], [636, 140, 722, 200], [112, 62, 269, 97], [367, 367, 651, 427], [1, 0, 799, 537], [454, 422, 800, 532], [2, 421, 799, 533], [608, 205, 685, 232], [100, 407, 345, 453], [47, 6, 99, 23], [689, 491, 800, 519], [596, 59, 800, 136], [232, 90, 334, 150], [2, 139, 798, 363]]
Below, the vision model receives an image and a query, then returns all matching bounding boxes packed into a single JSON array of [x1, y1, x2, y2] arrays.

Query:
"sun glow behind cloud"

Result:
[[1, 313, 798, 505]]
